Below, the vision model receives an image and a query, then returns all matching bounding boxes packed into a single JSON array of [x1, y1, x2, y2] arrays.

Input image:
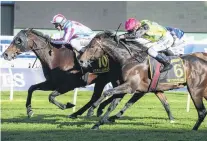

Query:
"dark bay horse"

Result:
[[2, 29, 174, 121], [106, 52, 207, 123], [79, 31, 207, 130]]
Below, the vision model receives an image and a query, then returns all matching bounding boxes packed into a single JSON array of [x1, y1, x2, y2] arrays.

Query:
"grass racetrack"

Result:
[[1, 90, 207, 141]]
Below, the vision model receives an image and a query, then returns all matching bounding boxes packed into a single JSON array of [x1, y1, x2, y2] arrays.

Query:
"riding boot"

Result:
[[165, 49, 175, 56], [155, 54, 173, 73]]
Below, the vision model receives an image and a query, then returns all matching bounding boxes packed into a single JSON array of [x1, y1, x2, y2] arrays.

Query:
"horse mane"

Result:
[[30, 29, 50, 41], [95, 30, 147, 52], [21, 28, 49, 42], [31, 30, 44, 37], [96, 31, 148, 63], [87, 30, 148, 63], [95, 30, 115, 39]]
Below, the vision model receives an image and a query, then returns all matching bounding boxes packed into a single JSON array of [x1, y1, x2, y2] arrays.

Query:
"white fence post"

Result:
[[72, 88, 78, 112], [186, 93, 191, 112], [8, 67, 14, 101]]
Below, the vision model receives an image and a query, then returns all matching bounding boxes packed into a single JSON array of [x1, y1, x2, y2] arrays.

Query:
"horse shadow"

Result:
[[1, 114, 181, 129]]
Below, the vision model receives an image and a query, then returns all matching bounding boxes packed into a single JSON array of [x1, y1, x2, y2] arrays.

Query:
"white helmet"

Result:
[[51, 14, 67, 27]]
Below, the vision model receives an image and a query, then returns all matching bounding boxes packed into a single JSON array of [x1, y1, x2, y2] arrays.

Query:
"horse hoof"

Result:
[[68, 114, 78, 119], [170, 120, 175, 123], [97, 109, 103, 117], [108, 117, 116, 123], [91, 125, 99, 130], [27, 110, 34, 118], [66, 103, 75, 109]]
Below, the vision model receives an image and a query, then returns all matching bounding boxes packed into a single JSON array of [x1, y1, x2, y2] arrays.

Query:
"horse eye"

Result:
[[15, 38, 22, 45]]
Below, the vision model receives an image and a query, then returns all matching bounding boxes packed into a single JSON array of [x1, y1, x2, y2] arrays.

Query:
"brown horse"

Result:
[[79, 31, 207, 130], [2, 29, 174, 122], [106, 51, 207, 123]]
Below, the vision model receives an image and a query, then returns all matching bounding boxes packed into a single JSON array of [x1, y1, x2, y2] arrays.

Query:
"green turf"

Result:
[[1, 91, 207, 141]]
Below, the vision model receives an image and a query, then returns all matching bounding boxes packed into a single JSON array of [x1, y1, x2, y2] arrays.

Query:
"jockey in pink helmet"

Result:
[[50, 14, 96, 54], [119, 18, 174, 72]]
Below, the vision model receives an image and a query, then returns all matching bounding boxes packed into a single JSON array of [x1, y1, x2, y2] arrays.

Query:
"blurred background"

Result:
[[2, 1, 207, 34]]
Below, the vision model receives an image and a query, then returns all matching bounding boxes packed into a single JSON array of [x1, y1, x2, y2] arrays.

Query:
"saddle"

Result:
[[148, 56, 186, 92]]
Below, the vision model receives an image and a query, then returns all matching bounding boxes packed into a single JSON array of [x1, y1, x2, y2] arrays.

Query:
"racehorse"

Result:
[[79, 31, 207, 130], [2, 29, 175, 121], [106, 51, 207, 123]]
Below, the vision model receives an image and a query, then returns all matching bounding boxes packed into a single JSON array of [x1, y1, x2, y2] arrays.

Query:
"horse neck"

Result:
[[49, 47, 78, 71], [31, 37, 77, 71], [32, 46, 53, 68], [102, 41, 137, 66]]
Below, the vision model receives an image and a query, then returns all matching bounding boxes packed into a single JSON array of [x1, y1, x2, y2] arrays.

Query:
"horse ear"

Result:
[[25, 28, 33, 31], [25, 28, 33, 34]]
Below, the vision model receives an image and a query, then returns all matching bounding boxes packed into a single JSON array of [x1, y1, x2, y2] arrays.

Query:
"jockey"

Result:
[[50, 14, 96, 54], [119, 18, 174, 72], [166, 26, 187, 49]]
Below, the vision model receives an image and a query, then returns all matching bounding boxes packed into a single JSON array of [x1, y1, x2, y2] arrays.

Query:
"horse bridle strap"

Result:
[[32, 40, 49, 51], [25, 31, 50, 51]]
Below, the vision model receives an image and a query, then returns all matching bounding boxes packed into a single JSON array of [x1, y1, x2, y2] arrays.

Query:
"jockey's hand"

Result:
[[114, 35, 126, 43], [114, 35, 120, 43], [44, 35, 52, 43]]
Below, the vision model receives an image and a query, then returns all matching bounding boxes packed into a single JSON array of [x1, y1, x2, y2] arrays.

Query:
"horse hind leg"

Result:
[[48, 90, 75, 110], [155, 92, 175, 122], [187, 86, 207, 130]]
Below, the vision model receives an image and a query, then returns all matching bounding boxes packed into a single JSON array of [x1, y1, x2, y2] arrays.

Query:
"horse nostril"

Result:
[[3, 53, 8, 58], [79, 60, 83, 64]]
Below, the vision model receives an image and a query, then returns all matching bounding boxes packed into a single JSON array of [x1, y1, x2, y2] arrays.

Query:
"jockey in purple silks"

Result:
[[50, 14, 96, 54]]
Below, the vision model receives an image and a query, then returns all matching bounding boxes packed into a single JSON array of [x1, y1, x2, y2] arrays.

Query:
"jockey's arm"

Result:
[[51, 27, 75, 45], [134, 24, 149, 38], [169, 30, 177, 38], [121, 24, 150, 40]]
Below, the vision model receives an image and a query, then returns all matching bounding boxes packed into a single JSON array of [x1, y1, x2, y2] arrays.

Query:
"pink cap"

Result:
[[125, 18, 140, 31]]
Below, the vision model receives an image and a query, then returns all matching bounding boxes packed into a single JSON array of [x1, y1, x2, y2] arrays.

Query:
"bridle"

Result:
[[26, 31, 51, 51]]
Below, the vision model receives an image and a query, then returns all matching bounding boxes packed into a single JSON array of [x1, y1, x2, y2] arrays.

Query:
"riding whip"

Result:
[[32, 57, 38, 68]]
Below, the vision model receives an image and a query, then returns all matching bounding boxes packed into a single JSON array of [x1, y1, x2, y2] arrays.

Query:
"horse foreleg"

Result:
[[69, 75, 109, 119], [155, 92, 175, 122], [96, 80, 124, 117], [68, 85, 105, 119], [93, 97, 123, 129], [108, 93, 145, 122], [91, 82, 133, 130], [26, 81, 54, 118], [97, 94, 125, 117]]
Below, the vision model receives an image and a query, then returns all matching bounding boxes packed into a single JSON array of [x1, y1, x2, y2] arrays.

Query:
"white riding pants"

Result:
[[135, 31, 174, 57], [70, 33, 97, 51]]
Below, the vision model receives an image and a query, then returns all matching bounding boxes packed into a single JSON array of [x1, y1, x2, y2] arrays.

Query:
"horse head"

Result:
[[79, 30, 118, 68], [2, 28, 51, 61]]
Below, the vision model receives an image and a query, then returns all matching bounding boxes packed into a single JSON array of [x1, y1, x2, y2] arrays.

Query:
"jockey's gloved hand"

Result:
[[114, 35, 120, 43], [44, 34, 52, 42]]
